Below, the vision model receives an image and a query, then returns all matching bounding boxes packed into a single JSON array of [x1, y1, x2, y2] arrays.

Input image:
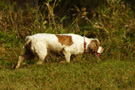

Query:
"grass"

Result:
[[0, 0, 135, 89], [0, 60, 135, 90]]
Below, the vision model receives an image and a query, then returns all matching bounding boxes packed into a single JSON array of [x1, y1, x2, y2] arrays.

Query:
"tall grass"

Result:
[[0, 0, 135, 67]]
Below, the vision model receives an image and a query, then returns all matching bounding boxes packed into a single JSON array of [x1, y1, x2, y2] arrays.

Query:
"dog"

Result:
[[15, 33, 104, 69]]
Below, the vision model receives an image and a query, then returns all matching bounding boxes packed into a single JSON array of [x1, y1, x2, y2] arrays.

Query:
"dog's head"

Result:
[[88, 39, 104, 57]]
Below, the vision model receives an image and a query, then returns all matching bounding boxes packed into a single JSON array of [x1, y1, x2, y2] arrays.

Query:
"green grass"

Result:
[[0, 60, 135, 90]]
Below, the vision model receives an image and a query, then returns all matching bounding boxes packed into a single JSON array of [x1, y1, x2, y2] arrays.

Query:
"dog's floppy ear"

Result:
[[89, 40, 99, 52]]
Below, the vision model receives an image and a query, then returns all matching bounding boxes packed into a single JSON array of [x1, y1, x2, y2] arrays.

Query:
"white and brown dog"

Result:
[[15, 33, 104, 69]]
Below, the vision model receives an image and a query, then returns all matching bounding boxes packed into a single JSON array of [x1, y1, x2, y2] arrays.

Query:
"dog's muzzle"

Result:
[[95, 46, 104, 57]]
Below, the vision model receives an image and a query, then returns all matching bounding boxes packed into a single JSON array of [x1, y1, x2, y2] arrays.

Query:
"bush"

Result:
[[0, 0, 135, 68]]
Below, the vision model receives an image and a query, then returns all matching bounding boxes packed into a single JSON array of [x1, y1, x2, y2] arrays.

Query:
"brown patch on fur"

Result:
[[56, 35, 73, 46], [89, 40, 99, 53]]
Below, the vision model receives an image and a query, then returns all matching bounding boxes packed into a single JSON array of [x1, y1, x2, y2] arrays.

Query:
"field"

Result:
[[0, 59, 135, 89], [0, 0, 135, 89]]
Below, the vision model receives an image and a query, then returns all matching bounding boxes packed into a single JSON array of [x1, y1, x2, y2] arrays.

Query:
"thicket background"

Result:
[[0, 0, 135, 89]]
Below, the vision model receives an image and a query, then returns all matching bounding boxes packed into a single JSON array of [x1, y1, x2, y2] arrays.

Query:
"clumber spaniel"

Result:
[[15, 33, 104, 69]]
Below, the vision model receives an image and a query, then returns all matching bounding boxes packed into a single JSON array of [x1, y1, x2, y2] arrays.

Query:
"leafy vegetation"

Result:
[[0, 0, 135, 89]]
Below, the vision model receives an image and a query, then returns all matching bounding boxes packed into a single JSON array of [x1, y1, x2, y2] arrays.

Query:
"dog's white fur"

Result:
[[15, 33, 104, 68]]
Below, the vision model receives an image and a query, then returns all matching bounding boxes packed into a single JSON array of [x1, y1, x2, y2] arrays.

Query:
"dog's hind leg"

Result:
[[15, 56, 24, 69], [37, 50, 47, 65], [15, 54, 30, 69], [15, 50, 35, 69], [36, 44, 47, 65]]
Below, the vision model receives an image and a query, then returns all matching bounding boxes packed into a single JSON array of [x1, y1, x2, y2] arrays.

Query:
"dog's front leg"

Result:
[[63, 51, 71, 63]]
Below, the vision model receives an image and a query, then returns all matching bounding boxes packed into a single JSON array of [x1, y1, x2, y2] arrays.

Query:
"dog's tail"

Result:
[[25, 36, 33, 46], [24, 36, 36, 50], [24, 36, 37, 51]]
